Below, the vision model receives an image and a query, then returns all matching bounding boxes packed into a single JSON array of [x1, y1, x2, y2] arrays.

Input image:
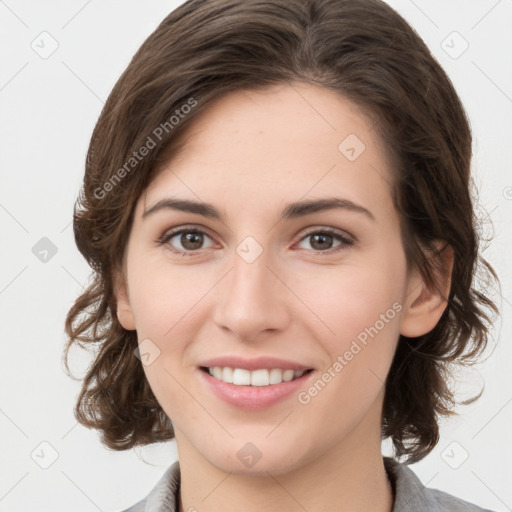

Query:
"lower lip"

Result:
[[198, 368, 314, 411]]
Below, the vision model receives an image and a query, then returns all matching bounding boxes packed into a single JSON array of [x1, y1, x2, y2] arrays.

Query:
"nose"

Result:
[[212, 245, 290, 343]]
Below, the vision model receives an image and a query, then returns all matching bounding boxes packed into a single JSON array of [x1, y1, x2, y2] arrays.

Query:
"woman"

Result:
[[63, 0, 500, 510]]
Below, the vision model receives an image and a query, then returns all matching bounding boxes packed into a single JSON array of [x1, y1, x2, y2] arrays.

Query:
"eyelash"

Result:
[[157, 225, 355, 257]]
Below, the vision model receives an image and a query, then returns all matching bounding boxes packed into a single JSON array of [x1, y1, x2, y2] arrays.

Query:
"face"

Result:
[[115, 82, 448, 476]]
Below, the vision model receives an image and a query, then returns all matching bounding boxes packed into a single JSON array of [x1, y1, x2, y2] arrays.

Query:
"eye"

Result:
[[157, 226, 355, 257], [296, 228, 354, 254], [158, 226, 214, 256]]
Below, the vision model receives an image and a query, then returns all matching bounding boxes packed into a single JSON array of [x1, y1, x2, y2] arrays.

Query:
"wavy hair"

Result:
[[63, 0, 500, 463]]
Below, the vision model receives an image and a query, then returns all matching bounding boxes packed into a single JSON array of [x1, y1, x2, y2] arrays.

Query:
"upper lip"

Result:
[[199, 356, 313, 372]]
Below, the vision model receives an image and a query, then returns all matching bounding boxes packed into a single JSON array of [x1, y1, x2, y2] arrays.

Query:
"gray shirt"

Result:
[[120, 456, 495, 511]]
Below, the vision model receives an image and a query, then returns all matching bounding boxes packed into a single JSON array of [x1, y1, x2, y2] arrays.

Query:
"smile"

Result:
[[201, 366, 313, 386]]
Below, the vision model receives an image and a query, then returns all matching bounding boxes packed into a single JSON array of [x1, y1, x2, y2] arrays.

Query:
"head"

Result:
[[64, 0, 499, 467]]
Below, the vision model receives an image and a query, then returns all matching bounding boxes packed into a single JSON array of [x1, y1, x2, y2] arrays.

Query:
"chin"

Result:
[[203, 444, 305, 477]]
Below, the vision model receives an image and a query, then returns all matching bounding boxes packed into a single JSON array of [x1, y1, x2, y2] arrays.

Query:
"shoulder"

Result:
[[116, 457, 496, 512], [117, 460, 181, 512], [384, 456, 496, 512]]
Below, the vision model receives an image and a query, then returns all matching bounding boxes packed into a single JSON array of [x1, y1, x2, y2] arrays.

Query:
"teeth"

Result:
[[207, 367, 307, 386], [222, 367, 234, 383], [233, 368, 251, 385]]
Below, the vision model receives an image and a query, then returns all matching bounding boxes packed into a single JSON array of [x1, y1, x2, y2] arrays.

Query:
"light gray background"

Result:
[[1, 1, 511, 511]]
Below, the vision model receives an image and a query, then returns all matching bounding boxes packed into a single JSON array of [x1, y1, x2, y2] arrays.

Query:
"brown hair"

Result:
[[63, 0, 500, 464]]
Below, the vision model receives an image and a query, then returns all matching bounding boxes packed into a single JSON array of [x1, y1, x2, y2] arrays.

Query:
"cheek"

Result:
[[127, 257, 212, 402], [127, 256, 205, 337], [303, 255, 405, 397], [306, 259, 404, 342]]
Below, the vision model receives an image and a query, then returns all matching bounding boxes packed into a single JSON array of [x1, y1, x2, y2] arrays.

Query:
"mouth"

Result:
[[197, 355, 316, 409], [199, 366, 314, 387]]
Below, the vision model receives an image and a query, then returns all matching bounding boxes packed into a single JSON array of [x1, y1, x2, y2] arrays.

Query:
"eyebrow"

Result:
[[142, 197, 375, 223]]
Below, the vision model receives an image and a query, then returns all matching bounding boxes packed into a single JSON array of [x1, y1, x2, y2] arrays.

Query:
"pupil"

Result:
[[311, 233, 332, 250], [182, 232, 202, 250]]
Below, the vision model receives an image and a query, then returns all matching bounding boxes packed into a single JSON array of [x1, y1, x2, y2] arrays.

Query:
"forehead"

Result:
[[141, 82, 395, 222]]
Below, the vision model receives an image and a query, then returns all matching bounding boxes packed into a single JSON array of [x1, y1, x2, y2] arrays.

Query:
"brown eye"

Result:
[[309, 233, 335, 251], [159, 228, 214, 255], [297, 229, 354, 254], [177, 231, 204, 251]]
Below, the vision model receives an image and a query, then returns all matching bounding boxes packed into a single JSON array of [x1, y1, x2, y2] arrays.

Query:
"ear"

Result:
[[112, 267, 136, 331], [400, 241, 454, 338]]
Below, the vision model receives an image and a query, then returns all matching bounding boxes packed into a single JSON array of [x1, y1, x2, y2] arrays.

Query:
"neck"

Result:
[[175, 407, 394, 512]]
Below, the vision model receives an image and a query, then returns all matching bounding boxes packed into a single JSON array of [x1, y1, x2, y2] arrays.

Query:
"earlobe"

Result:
[[400, 242, 454, 338], [113, 268, 136, 331]]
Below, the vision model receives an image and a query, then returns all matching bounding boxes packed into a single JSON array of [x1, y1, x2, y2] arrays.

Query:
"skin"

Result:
[[115, 81, 453, 512]]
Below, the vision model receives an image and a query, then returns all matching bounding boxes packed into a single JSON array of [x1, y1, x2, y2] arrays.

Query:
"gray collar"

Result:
[[125, 456, 493, 512]]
